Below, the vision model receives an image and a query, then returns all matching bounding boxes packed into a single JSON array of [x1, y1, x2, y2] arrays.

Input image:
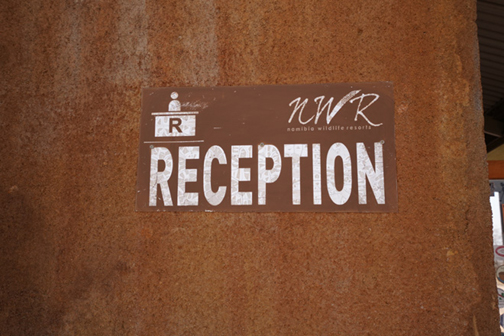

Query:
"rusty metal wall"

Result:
[[0, 0, 499, 335]]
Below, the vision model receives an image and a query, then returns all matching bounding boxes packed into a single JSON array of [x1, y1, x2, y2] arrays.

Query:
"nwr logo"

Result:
[[288, 90, 383, 127], [153, 92, 198, 137]]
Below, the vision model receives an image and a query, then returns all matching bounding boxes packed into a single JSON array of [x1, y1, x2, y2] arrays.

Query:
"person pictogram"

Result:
[[169, 92, 181, 112]]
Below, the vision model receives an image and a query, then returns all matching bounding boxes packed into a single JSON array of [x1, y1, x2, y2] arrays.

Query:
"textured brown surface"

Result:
[[0, 0, 499, 335]]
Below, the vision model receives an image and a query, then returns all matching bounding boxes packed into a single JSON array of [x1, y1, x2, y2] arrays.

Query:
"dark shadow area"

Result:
[[0, 185, 61, 335]]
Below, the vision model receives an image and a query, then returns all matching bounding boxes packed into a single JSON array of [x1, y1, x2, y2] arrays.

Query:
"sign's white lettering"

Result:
[[148, 142, 384, 207], [288, 91, 382, 127]]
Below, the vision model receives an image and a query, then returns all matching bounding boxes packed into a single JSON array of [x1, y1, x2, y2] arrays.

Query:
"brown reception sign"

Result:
[[136, 82, 397, 212]]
